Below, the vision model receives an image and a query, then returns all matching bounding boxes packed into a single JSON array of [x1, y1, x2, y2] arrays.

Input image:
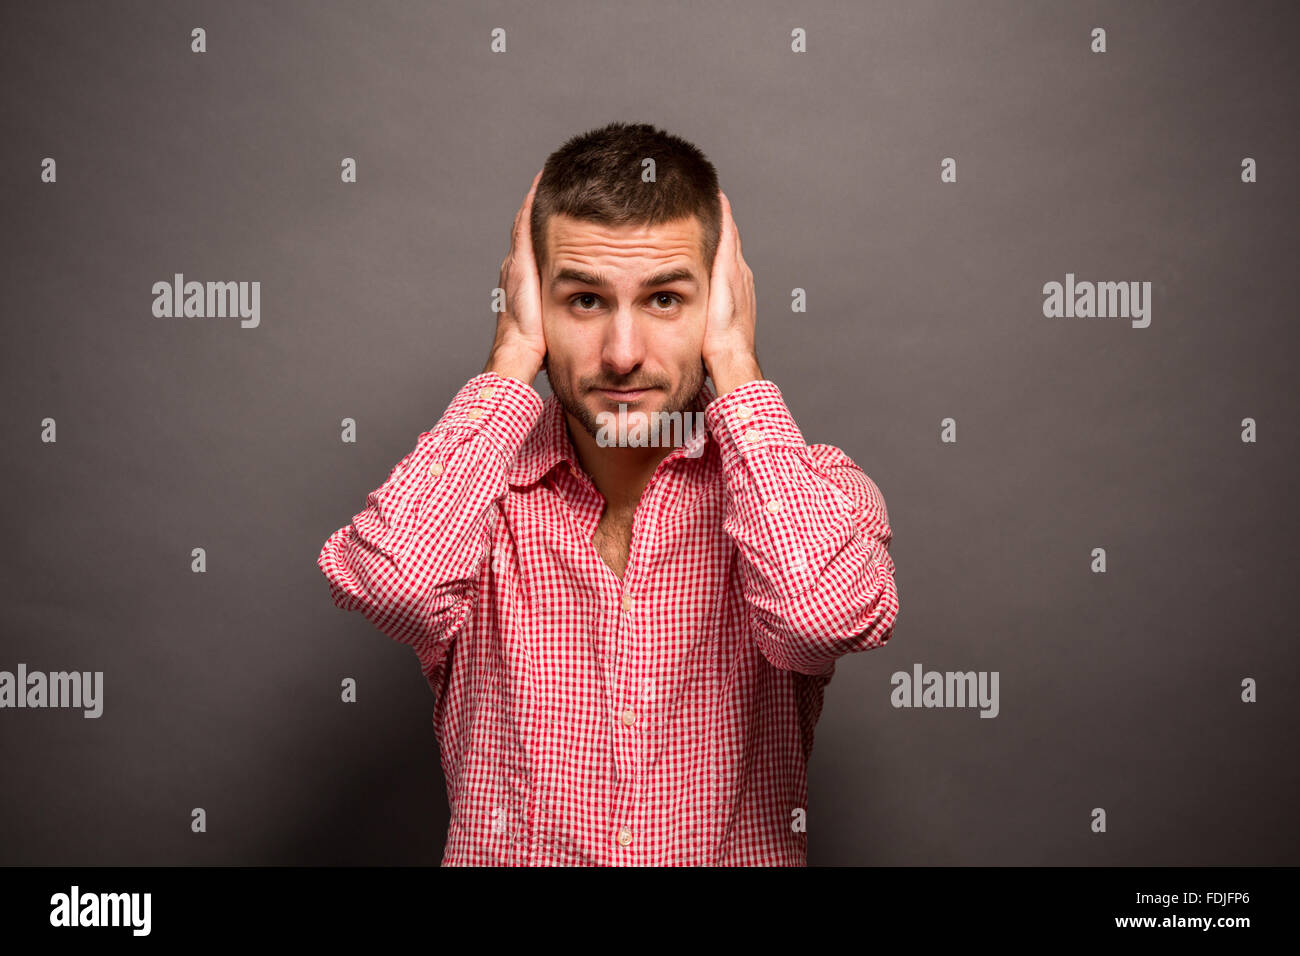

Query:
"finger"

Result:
[[510, 171, 541, 248], [510, 205, 523, 256], [517, 170, 544, 263], [713, 191, 734, 282], [722, 193, 743, 261], [522, 169, 542, 221], [722, 191, 742, 264]]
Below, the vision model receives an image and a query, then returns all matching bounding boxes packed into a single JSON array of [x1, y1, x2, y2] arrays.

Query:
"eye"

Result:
[[570, 293, 601, 311], [653, 293, 682, 309]]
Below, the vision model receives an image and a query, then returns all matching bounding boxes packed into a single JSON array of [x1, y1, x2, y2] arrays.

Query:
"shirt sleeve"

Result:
[[704, 379, 900, 676], [316, 371, 543, 678]]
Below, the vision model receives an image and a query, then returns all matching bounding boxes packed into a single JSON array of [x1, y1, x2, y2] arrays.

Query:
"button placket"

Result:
[[611, 575, 644, 852]]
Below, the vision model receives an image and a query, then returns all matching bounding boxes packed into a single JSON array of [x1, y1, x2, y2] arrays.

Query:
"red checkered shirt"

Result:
[[317, 371, 899, 865]]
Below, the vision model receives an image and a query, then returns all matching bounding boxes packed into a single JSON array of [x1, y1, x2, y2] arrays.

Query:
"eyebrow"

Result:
[[552, 267, 699, 289]]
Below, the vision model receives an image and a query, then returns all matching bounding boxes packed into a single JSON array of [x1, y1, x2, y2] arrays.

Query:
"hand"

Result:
[[484, 169, 547, 385], [702, 190, 761, 395]]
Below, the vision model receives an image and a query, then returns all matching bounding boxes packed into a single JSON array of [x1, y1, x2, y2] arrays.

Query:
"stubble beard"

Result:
[[544, 354, 707, 441]]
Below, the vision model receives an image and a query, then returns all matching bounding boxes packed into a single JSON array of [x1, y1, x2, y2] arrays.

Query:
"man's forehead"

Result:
[[545, 214, 704, 284]]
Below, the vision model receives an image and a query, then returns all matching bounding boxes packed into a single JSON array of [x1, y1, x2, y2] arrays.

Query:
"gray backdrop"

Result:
[[2, 0, 1296, 865]]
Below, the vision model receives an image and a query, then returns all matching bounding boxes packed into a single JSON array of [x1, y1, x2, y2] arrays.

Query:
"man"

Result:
[[317, 121, 899, 866]]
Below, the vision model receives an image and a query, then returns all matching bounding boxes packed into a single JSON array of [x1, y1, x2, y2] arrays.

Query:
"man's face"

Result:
[[540, 213, 709, 439]]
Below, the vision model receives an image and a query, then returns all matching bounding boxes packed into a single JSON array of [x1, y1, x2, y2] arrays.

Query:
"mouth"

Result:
[[594, 387, 657, 402]]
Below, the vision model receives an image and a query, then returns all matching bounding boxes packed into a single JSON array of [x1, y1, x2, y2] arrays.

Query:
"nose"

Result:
[[600, 307, 646, 378]]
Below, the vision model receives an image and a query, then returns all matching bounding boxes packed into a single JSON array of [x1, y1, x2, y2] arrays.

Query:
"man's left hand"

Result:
[[702, 190, 762, 396]]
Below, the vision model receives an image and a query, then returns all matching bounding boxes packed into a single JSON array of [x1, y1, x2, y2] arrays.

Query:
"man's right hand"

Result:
[[483, 169, 548, 385]]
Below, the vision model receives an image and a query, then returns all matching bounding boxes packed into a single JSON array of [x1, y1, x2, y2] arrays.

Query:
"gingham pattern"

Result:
[[318, 371, 899, 865]]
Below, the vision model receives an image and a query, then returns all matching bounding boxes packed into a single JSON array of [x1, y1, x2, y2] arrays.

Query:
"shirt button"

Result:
[[616, 828, 633, 847], [620, 709, 636, 726], [620, 593, 633, 612], [429, 461, 445, 477], [744, 428, 761, 443], [478, 386, 495, 400], [735, 405, 752, 419], [467, 407, 484, 420], [765, 498, 782, 514]]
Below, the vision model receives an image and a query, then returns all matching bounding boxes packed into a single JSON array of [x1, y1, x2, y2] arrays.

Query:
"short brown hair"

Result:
[[530, 121, 722, 276]]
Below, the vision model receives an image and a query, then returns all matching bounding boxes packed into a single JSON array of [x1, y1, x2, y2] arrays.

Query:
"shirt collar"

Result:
[[507, 381, 717, 488]]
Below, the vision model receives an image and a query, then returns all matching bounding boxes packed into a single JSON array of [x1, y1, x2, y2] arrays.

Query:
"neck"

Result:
[[565, 412, 673, 511]]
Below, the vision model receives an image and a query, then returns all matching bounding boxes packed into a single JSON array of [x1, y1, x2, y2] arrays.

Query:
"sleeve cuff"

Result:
[[705, 379, 807, 473], [432, 371, 544, 462]]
